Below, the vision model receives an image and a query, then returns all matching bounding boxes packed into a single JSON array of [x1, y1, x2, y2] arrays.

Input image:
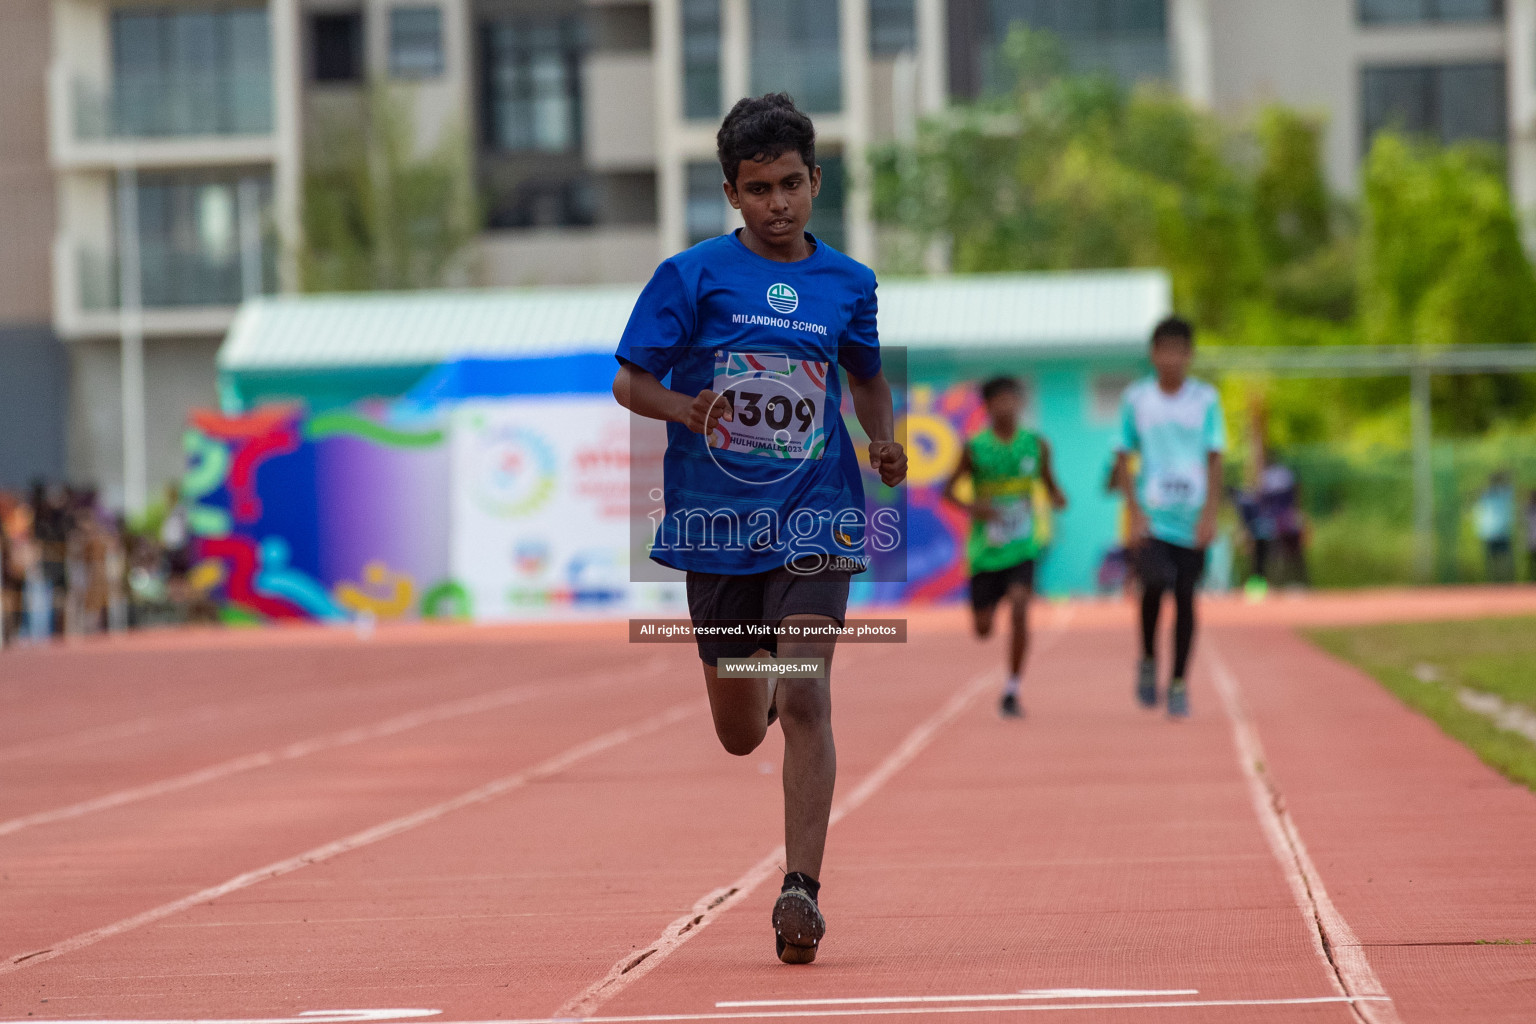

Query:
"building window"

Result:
[[1361, 63, 1506, 150], [1358, 0, 1502, 24], [390, 6, 444, 78], [682, 0, 721, 120], [807, 153, 846, 250], [481, 18, 584, 153], [485, 176, 596, 229], [750, 0, 842, 113], [128, 172, 275, 307], [986, 0, 1168, 89], [871, 0, 917, 56], [687, 161, 728, 245], [110, 6, 272, 135], [311, 11, 364, 82]]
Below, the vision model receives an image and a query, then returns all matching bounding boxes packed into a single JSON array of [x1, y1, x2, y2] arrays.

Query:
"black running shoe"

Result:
[[999, 692, 1023, 718], [773, 886, 825, 964]]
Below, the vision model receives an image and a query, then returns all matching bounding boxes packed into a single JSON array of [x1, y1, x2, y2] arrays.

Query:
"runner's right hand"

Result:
[[1128, 507, 1151, 545], [683, 389, 734, 435]]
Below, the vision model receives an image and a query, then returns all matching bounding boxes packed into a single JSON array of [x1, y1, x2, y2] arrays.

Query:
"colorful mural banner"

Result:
[[449, 397, 685, 619], [183, 381, 1067, 624], [184, 404, 460, 624]]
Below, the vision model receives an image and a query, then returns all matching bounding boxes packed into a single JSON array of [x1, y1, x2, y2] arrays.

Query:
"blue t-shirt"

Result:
[[1118, 376, 1227, 548], [616, 231, 882, 575]]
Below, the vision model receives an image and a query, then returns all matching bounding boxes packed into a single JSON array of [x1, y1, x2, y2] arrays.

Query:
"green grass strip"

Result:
[[1309, 616, 1536, 793]]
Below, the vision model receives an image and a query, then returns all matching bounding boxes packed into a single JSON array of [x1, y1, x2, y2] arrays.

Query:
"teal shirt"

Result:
[[1118, 377, 1227, 548]]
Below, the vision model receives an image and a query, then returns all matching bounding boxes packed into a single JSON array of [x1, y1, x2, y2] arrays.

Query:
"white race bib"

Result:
[[985, 494, 1034, 547], [1148, 466, 1205, 510], [709, 350, 829, 460]]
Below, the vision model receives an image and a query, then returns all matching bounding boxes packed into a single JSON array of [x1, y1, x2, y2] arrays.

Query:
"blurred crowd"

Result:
[[0, 482, 210, 645]]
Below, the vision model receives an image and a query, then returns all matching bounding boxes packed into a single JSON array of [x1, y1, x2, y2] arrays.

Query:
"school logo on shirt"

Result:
[[766, 283, 799, 315]]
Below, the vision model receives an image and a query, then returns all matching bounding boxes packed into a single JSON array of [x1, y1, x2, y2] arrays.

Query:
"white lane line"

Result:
[[1208, 642, 1402, 1024], [0, 710, 219, 764], [4, 1013, 440, 1024], [0, 660, 669, 839], [556, 611, 1076, 1021], [717, 990, 1200, 1007], [0, 700, 700, 975], [6, 995, 1390, 1024]]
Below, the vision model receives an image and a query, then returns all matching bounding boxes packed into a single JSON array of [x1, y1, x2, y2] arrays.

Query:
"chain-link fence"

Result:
[[1228, 435, 1536, 588]]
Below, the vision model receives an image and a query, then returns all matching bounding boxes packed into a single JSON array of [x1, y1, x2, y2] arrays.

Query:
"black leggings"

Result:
[[1137, 540, 1207, 680]]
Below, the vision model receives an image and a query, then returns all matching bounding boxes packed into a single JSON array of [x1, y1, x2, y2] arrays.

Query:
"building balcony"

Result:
[[54, 237, 277, 340], [50, 65, 278, 170]]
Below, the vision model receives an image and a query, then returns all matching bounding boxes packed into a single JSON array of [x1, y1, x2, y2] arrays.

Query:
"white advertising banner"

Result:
[[450, 397, 684, 621]]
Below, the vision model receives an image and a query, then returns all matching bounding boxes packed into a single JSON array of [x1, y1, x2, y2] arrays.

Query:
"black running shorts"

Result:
[[1135, 538, 1206, 593], [685, 560, 852, 666], [969, 558, 1036, 612]]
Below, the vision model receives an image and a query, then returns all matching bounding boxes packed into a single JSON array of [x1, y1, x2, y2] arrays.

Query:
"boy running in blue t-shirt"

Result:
[[612, 93, 907, 964], [1113, 316, 1227, 718]]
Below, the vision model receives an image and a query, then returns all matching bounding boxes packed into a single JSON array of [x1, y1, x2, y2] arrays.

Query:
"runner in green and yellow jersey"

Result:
[[943, 377, 1068, 718]]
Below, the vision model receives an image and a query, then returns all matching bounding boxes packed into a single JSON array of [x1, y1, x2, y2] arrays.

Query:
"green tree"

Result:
[[1360, 133, 1536, 432], [873, 27, 1264, 328], [298, 83, 478, 292], [873, 31, 1536, 438]]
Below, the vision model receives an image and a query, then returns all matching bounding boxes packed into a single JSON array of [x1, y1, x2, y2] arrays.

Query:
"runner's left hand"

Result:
[[1195, 508, 1217, 548], [868, 441, 907, 487]]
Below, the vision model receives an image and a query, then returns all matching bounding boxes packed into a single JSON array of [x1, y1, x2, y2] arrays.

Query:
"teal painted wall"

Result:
[[909, 348, 1148, 597]]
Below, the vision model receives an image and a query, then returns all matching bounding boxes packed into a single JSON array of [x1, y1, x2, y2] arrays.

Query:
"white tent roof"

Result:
[[219, 269, 1171, 371]]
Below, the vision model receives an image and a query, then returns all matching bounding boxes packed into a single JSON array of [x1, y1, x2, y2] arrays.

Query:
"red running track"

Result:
[[2, 589, 1534, 1023]]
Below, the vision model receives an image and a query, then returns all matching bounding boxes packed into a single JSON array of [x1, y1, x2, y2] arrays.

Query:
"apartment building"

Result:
[[29, 0, 1536, 506], [1, 0, 68, 491]]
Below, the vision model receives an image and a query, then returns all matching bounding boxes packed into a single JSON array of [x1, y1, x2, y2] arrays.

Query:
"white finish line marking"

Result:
[[2, 996, 1396, 1024], [0, 660, 669, 839], [716, 990, 1199, 1007], [556, 612, 1077, 1020], [1209, 642, 1401, 1024], [1, 701, 699, 975]]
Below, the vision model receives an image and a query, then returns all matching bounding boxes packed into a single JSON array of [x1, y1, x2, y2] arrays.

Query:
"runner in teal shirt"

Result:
[[1114, 317, 1227, 718]]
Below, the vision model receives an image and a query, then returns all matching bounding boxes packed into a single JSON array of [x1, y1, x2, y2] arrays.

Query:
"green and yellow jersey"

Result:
[[965, 426, 1044, 573]]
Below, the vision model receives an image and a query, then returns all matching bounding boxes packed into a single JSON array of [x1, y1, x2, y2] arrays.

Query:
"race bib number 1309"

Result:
[[709, 351, 829, 460]]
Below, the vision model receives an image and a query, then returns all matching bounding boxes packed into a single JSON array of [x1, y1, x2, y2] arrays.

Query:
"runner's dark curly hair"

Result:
[[980, 376, 1022, 402], [717, 93, 817, 185], [1151, 315, 1195, 348]]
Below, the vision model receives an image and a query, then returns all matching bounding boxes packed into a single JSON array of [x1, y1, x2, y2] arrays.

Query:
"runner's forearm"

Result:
[[613, 363, 691, 424], [847, 370, 894, 443], [1203, 452, 1224, 519], [1114, 451, 1143, 515]]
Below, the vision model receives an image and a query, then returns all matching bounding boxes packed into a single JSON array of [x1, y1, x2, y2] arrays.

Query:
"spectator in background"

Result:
[[1258, 460, 1307, 588], [31, 481, 71, 635], [1473, 472, 1516, 583], [1235, 454, 1307, 596], [0, 494, 28, 640], [1524, 489, 1536, 583]]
